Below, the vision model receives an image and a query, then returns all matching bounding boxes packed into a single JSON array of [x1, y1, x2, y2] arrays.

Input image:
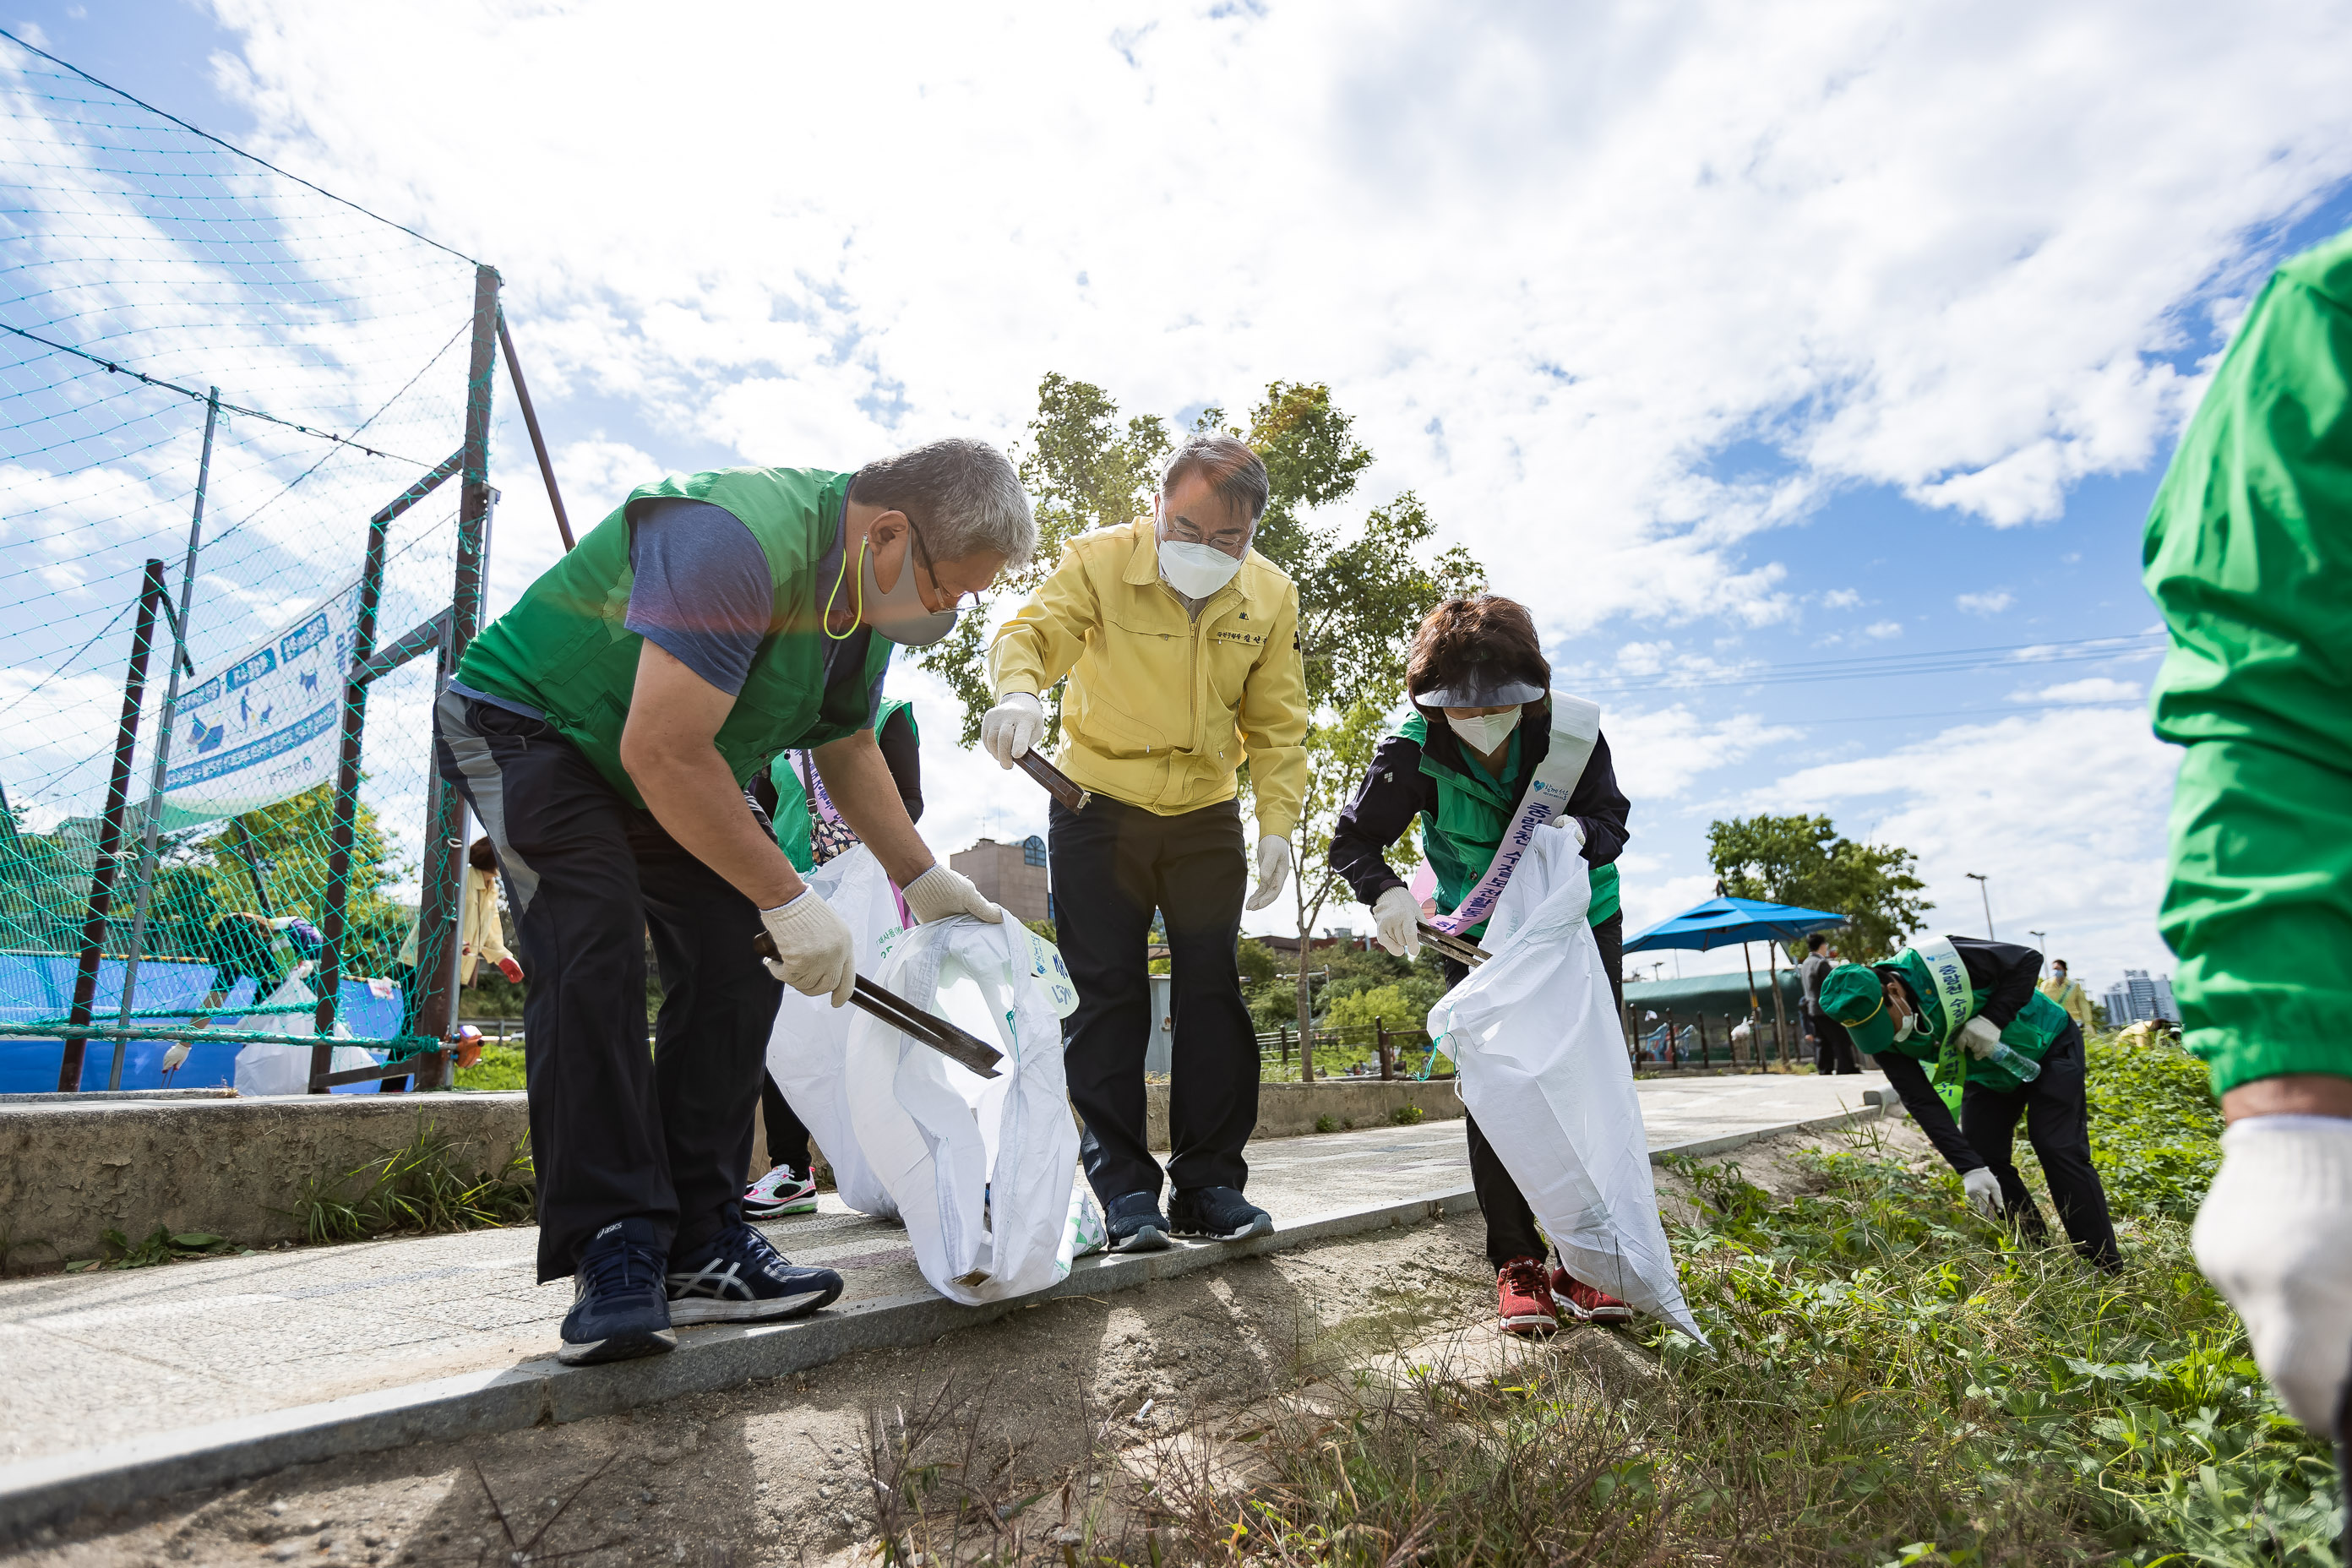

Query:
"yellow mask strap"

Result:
[[821, 535, 863, 642]]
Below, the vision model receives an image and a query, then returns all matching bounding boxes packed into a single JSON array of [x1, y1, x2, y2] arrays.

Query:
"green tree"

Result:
[[1705, 814, 1930, 961]]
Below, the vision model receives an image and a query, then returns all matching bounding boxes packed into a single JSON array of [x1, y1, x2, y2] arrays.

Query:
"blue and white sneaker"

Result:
[[1169, 1186, 1273, 1242], [1104, 1191, 1171, 1254], [559, 1218, 676, 1366], [743, 1162, 819, 1218], [665, 1221, 843, 1325]]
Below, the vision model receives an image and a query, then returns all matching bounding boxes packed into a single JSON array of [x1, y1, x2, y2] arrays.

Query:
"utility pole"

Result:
[[2028, 929, 2047, 973], [1965, 872, 1994, 939]]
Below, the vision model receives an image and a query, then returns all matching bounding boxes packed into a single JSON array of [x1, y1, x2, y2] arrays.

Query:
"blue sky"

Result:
[[4, 0, 2350, 995]]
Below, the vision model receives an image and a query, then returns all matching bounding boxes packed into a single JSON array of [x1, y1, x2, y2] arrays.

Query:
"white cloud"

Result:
[[1820, 588, 1861, 609], [1956, 590, 2015, 616], [1605, 705, 1801, 801], [2012, 676, 2142, 705], [1863, 620, 1903, 640], [1742, 707, 2180, 985]]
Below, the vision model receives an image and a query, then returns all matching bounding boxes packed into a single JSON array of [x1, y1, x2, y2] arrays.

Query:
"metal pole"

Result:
[[495, 309, 574, 552], [59, 559, 170, 1091], [111, 390, 218, 1090], [1967, 872, 1993, 939], [308, 509, 391, 1076], [1768, 945, 1792, 1070], [404, 264, 501, 1092], [2028, 929, 2046, 974]]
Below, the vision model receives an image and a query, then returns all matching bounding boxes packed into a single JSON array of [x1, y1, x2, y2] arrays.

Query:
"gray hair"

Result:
[[850, 438, 1037, 567], [1161, 433, 1270, 525]]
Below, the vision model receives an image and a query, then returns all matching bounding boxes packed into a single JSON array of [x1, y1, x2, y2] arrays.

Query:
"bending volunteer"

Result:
[[980, 433, 1308, 1252], [1329, 594, 1638, 1336], [1817, 934, 2121, 1271], [436, 441, 1033, 1366]]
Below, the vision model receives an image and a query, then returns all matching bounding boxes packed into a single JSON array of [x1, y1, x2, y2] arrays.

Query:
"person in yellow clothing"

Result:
[[981, 433, 1308, 1251], [2038, 959, 2094, 1033], [398, 837, 523, 988]]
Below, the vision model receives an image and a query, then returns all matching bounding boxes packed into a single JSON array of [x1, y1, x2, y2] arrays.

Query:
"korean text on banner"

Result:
[[161, 580, 362, 828]]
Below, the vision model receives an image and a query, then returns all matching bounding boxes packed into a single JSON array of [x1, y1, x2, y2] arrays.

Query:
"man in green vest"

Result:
[[433, 439, 1033, 1365], [2144, 227, 2352, 1462], [1819, 934, 2120, 1270]]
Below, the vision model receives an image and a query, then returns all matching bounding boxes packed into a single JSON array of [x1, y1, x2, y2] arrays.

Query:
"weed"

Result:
[[1391, 1104, 1425, 1125], [1314, 1113, 1339, 1135], [286, 1120, 535, 1244], [64, 1225, 239, 1271]]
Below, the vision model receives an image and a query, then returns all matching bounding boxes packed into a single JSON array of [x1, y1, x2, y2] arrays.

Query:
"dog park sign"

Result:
[[160, 580, 362, 828]]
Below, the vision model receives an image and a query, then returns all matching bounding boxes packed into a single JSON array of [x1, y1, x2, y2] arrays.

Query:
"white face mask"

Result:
[[1446, 706, 1521, 755], [1893, 1010, 1918, 1043], [1158, 538, 1244, 600]]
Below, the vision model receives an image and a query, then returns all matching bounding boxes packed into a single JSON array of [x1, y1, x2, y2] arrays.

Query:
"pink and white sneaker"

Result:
[[743, 1164, 818, 1219]]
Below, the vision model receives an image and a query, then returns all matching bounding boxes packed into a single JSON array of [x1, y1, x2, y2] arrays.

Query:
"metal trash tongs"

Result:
[[1418, 920, 1492, 968], [1013, 749, 1092, 812], [752, 932, 1004, 1079]]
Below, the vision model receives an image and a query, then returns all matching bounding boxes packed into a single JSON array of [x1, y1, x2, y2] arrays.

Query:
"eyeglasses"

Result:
[[906, 520, 983, 612]]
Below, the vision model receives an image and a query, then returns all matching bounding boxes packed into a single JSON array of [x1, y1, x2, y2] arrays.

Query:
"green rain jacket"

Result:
[[458, 468, 892, 809], [2146, 227, 2352, 1096]]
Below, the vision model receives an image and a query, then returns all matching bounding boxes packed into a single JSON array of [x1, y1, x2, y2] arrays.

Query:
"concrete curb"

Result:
[[1647, 1096, 1892, 1163], [0, 1096, 1892, 1541]]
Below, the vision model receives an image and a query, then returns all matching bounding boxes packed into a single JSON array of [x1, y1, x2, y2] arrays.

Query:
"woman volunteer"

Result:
[[1330, 595, 1637, 1336]]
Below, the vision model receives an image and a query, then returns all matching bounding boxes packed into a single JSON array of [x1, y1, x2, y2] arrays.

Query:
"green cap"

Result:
[[1820, 964, 1896, 1055]]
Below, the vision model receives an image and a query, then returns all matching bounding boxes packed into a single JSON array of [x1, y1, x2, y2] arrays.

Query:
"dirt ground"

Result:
[[7, 1119, 1930, 1568]]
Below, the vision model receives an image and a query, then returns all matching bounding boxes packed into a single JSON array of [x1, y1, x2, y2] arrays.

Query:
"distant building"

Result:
[[2104, 969, 2181, 1026], [950, 834, 1051, 924]]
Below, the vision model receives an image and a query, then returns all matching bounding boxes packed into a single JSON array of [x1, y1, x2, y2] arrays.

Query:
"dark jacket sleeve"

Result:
[[876, 706, 923, 825], [1563, 729, 1630, 868], [1952, 936, 2042, 1030], [1870, 1048, 1987, 1174], [1329, 733, 1431, 907]]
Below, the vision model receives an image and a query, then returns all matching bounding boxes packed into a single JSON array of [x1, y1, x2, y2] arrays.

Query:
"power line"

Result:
[[0, 26, 477, 266]]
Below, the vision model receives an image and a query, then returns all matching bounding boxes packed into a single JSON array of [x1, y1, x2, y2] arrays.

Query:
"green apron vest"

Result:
[[458, 467, 892, 808], [764, 698, 918, 873], [1877, 945, 2072, 1096], [1396, 710, 1621, 938]]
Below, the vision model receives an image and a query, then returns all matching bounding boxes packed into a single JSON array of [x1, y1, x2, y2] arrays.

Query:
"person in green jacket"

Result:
[[2145, 226, 2352, 1456], [433, 441, 1032, 1366]]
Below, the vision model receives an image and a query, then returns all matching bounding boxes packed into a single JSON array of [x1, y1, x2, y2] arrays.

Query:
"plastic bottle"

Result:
[[1986, 1041, 2041, 1083]]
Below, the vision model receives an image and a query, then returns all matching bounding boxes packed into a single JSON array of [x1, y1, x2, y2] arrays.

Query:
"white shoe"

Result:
[[743, 1164, 818, 1218]]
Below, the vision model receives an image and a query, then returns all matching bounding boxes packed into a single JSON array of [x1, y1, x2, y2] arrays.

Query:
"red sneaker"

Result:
[[1496, 1257, 1559, 1336], [1550, 1267, 1634, 1323]]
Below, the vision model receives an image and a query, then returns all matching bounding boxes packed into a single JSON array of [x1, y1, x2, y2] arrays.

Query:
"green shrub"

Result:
[[1321, 981, 1440, 1035], [1314, 1113, 1339, 1135], [1391, 1104, 1424, 1125], [455, 1042, 526, 1092]]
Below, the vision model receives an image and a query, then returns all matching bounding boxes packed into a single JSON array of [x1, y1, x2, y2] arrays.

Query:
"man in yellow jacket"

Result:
[[2038, 959, 2094, 1033], [983, 433, 1309, 1251]]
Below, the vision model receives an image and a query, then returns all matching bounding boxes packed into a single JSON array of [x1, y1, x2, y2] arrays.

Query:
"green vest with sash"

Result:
[[1878, 937, 2072, 1107], [1395, 709, 1620, 938], [459, 467, 892, 808], [764, 698, 917, 873]]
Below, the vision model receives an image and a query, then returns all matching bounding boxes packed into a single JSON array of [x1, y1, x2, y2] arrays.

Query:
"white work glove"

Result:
[[902, 863, 1004, 925], [980, 691, 1044, 768], [1244, 835, 1292, 912], [1955, 1015, 2005, 1059], [2193, 1114, 2352, 1433], [1542, 816, 1588, 848], [1370, 885, 1421, 960], [760, 889, 857, 1008], [1962, 1166, 2003, 1220]]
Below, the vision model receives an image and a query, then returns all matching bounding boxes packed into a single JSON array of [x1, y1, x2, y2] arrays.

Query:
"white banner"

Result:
[[160, 581, 362, 828]]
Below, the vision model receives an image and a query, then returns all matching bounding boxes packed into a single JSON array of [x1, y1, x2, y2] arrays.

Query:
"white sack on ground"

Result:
[[1426, 827, 1706, 1342], [232, 972, 378, 1095], [847, 914, 1084, 1305], [764, 846, 902, 1218]]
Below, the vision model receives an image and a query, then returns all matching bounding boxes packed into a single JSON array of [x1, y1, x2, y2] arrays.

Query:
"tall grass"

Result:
[[286, 1121, 536, 1244]]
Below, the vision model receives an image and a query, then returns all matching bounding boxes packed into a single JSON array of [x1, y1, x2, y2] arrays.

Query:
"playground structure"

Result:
[[0, 33, 565, 1094]]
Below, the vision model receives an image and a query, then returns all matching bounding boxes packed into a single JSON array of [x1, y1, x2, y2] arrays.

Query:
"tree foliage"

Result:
[[1705, 813, 1930, 961]]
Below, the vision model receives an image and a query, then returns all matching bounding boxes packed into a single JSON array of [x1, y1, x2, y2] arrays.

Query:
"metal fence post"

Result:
[[57, 559, 170, 1090], [109, 389, 217, 1090], [308, 508, 392, 1081], [402, 264, 501, 1092]]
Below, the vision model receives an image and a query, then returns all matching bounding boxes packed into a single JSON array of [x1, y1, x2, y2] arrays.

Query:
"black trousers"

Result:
[[761, 1072, 813, 1173], [1960, 1022, 2122, 1270], [434, 693, 782, 1282], [1810, 1010, 1859, 1075], [1049, 794, 1256, 1203], [1459, 912, 1625, 1269]]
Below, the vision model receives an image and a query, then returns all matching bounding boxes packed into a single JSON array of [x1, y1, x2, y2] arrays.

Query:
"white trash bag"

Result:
[[1426, 827, 1706, 1342], [846, 914, 1084, 1305], [232, 970, 379, 1096], [764, 847, 904, 1218]]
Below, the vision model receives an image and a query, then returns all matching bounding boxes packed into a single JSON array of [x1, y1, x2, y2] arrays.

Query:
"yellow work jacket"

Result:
[[2039, 976, 2094, 1032], [988, 520, 1309, 838], [398, 867, 512, 985]]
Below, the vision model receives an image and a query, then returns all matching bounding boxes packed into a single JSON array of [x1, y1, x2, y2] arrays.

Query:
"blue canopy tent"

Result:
[[1623, 896, 1848, 1066]]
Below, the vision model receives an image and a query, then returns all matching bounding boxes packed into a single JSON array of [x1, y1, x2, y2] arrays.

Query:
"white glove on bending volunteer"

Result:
[[981, 692, 1044, 768], [1962, 1167, 2003, 1220], [902, 864, 1005, 925], [1370, 886, 1421, 960], [2192, 1114, 2352, 1433], [760, 890, 857, 1007], [1954, 1015, 2005, 1059], [1245, 836, 1291, 912]]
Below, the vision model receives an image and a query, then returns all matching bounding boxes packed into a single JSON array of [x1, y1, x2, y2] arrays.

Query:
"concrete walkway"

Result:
[[0, 1071, 1886, 1536]]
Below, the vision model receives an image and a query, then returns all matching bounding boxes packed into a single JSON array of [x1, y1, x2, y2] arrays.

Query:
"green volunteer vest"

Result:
[[764, 698, 918, 874], [1396, 710, 1621, 938], [1878, 945, 2072, 1092], [459, 467, 892, 808]]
